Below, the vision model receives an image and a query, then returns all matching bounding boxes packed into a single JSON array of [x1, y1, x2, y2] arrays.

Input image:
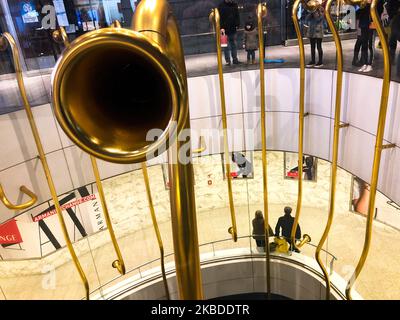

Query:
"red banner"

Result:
[[0, 219, 23, 244]]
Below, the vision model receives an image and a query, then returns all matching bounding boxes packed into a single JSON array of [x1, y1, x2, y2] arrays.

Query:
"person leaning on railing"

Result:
[[275, 206, 302, 253]]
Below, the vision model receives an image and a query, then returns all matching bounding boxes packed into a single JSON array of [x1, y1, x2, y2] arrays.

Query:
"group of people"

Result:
[[252, 206, 302, 253], [219, 0, 399, 75], [218, 0, 266, 65]]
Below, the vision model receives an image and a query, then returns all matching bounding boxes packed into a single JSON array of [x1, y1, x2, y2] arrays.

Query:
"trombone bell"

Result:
[[52, 28, 181, 164]]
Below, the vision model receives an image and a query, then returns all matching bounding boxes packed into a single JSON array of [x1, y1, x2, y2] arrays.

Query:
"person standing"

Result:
[[358, 2, 374, 72], [243, 16, 258, 64], [275, 206, 301, 252], [252, 210, 274, 250], [218, 0, 241, 65], [305, 5, 325, 68]]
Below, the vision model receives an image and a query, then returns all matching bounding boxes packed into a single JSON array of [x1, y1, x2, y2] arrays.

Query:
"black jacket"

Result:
[[388, 0, 400, 19], [218, 1, 240, 35], [392, 14, 400, 40], [252, 217, 274, 241], [357, 5, 371, 29], [275, 215, 301, 240]]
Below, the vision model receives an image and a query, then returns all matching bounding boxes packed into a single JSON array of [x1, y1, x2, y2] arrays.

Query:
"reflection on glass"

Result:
[[284, 152, 317, 182]]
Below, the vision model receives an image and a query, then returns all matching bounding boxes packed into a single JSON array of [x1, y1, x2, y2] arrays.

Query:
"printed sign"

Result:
[[0, 220, 23, 245]]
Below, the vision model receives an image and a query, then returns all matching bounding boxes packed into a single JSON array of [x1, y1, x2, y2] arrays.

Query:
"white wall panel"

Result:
[[0, 150, 73, 224], [243, 111, 299, 153], [384, 81, 400, 145], [242, 68, 300, 113], [338, 125, 375, 184], [267, 112, 299, 153], [190, 116, 222, 156], [378, 145, 400, 208], [188, 72, 242, 119], [305, 69, 334, 118], [304, 114, 331, 161], [0, 104, 62, 171], [340, 72, 381, 135], [63, 146, 95, 188]]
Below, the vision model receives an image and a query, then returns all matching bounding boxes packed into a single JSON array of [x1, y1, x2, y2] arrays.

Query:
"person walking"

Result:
[[305, 5, 325, 68], [275, 206, 301, 252], [218, 0, 241, 65], [243, 16, 258, 64]]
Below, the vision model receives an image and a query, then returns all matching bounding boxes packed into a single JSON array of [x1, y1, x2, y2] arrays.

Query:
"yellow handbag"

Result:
[[274, 237, 289, 253]]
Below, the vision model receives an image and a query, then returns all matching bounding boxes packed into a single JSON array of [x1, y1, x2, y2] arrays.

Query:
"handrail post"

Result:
[[209, 8, 238, 242], [315, 0, 344, 300], [290, 0, 305, 253], [141, 163, 170, 300], [257, 2, 271, 296]]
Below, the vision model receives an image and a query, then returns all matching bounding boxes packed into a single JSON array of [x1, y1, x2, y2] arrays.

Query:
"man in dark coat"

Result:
[[218, 0, 241, 65], [275, 206, 301, 252]]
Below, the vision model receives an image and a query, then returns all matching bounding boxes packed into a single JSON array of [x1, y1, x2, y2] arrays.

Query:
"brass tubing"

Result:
[[54, 26, 126, 277], [345, 0, 392, 300], [257, 2, 271, 294], [290, 0, 305, 250], [52, 27, 70, 47], [90, 157, 125, 275], [0, 184, 37, 210], [141, 163, 170, 300], [193, 136, 207, 154], [0, 32, 89, 300], [209, 8, 238, 242], [315, 0, 344, 300]]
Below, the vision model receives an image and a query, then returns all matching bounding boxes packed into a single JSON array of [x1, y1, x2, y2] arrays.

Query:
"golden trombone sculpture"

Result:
[[51, 0, 202, 300]]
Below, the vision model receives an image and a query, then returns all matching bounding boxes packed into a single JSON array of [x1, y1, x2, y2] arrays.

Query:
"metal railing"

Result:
[[87, 234, 338, 300]]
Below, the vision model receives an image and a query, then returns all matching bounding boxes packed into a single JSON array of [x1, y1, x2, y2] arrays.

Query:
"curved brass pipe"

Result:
[[346, 0, 392, 300], [0, 184, 37, 210], [257, 2, 271, 295], [0, 32, 89, 300], [315, 0, 344, 300], [53, 26, 126, 276], [290, 0, 306, 252], [141, 163, 170, 300], [90, 157, 125, 275], [209, 8, 238, 242], [297, 233, 311, 248], [193, 136, 207, 154]]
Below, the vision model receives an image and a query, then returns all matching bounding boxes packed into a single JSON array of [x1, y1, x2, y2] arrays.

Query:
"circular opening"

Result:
[[59, 42, 174, 161]]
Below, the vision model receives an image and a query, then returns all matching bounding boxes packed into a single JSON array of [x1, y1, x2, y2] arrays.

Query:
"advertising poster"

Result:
[[284, 152, 317, 181], [21, 1, 39, 24], [222, 151, 254, 180], [0, 184, 105, 261], [350, 176, 370, 216]]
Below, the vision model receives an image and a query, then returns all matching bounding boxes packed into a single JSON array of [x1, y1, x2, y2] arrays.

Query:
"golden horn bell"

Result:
[[297, 234, 312, 248], [51, 15, 183, 164]]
